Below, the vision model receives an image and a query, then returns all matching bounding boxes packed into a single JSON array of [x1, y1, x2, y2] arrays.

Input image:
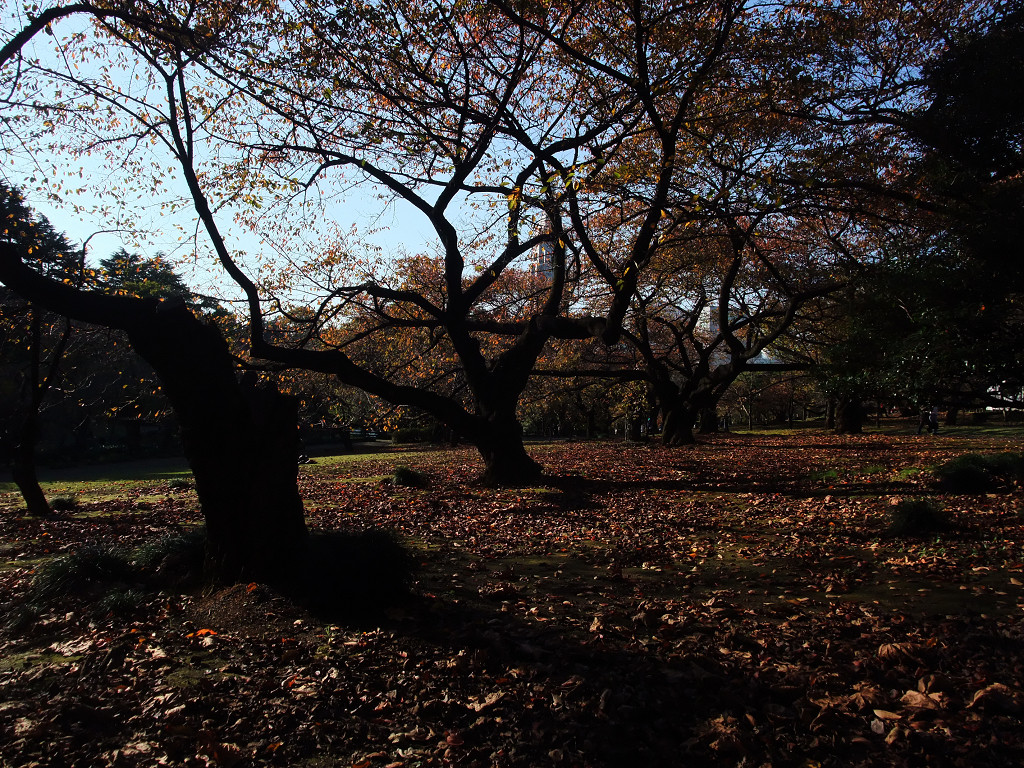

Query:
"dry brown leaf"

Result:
[[877, 642, 922, 664], [968, 683, 1022, 713], [900, 690, 941, 710], [872, 709, 901, 720], [467, 691, 506, 712], [849, 683, 888, 711], [917, 673, 952, 693]]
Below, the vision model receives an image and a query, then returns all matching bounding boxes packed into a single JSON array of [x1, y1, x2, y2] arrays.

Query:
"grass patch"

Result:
[[300, 448, 436, 469], [36, 457, 192, 484], [926, 424, 1024, 438], [0, 650, 86, 672], [165, 665, 230, 689], [0, 458, 194, 509], [132, 528, 206, 588], [95, 586, 151, 616], [0, 480, 188, 514]]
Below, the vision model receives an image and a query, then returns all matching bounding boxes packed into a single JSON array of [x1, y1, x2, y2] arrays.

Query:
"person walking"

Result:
[[917, 408, 929, 434]]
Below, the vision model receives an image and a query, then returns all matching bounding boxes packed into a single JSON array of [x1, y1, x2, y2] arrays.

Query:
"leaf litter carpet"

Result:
[[1, 433, 1023, 767]]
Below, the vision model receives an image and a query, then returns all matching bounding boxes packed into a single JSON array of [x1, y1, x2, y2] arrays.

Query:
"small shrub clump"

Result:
[[298, 529, 416, 619], [888, 498, 950, 537], [391, 465, 429, 488], [391, 427, 434, 444], [31, 544, 135, 601], [133, 529, 206, 587], [983, 452, 1024, 480], [48, 496, 79, 512], [934, 452, 1024, 493], [27, 531, 207, 616], [95, 587, 150, 617]]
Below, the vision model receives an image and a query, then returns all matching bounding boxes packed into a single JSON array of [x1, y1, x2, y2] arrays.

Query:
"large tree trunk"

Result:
[[0, 249, 309, 584], [825, 399, 837, 430], [11, 306, 62, 516], [627, 417, 645, 442], [474, 412, 542, 486], [834, 397, 865, 434], [697, 405, 719, 434], [651, 382, 697, 446], [661, 405, 698, 446], [126, 305, 308, 584]]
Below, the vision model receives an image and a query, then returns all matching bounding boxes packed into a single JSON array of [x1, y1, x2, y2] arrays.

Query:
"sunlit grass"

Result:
[[735, 417, 1024, 438]]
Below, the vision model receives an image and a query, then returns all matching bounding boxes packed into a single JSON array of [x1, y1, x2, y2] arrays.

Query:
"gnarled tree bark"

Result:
[[0, 247, 308, 584]]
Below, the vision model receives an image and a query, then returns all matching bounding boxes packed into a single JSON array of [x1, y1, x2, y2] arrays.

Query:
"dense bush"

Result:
[[95, 587, 150, 616], [983, 452, 1024, 479], [133, 529, 206, 587], [27, 531, 206, 611], [299, 530, 416, 619]]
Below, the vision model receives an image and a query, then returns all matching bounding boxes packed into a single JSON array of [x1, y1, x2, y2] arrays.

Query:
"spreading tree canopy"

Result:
[[0, 0, 998, 489]]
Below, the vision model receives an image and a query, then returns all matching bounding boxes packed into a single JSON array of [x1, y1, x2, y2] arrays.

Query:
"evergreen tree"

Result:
[[0, 182, 82, 513]]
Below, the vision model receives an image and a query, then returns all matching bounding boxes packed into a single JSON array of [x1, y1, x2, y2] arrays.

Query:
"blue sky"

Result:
[[8, 159, 439, 299], [1, 8, 442, 295]]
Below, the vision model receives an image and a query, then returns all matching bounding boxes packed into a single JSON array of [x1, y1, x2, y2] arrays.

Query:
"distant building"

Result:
[[531, 239, 555, 280], [698, 305, 719, 338], [529, 214, 556, 280]]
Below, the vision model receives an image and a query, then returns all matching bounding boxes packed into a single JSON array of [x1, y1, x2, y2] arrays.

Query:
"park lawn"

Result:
[[1, 431, 1022, 767]]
